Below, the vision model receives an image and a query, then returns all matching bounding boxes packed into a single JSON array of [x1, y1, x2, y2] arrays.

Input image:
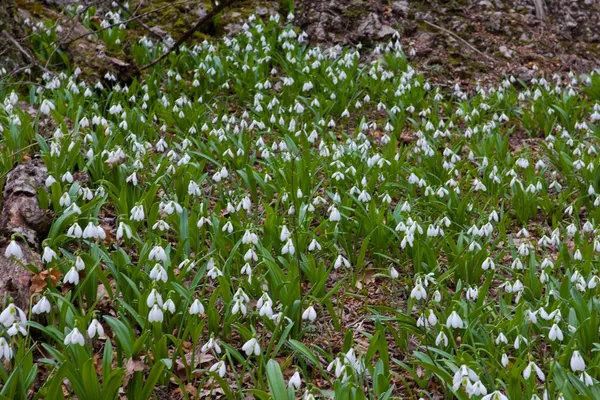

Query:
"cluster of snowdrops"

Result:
[[2, 5, 600, 400]]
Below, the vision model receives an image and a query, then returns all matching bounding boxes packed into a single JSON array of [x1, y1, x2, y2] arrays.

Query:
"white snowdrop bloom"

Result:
[[435, 331, 448, 346], [468, 381, 487, 397], [523, 361, 545, 381], [148, 304, 164, 323], [64, 328, 85, 346], [288, 371, 302, 389], [0, 304, 27, 328], [209, 360, 227, 377], [87, 319, 105, 339], [163, 299, 176, 314], [189, 299, 205, 315], [446, 311, 463, 329], [148, 246, 166, 262], [308, 238, 321, 252], [328, 206, 341, 221], [7, 322, 26, 337], [501, 353, 509, 367], [32, 296, 51, 314], [149, 264, 168, 282], [334, 255, 350, 269], [61, 172, 74, 183], [42, 246, 58, 263], [410, 280, 427, 300], [495, 333, 508, 345], [302, 305, 317, 322], [222, 221, 234, 233], [282, 239, 295, 255], [242, 338, 261, 356], [482, 391, 509, 400], [45, 175, 57, 187], [59, 192, 71, 207], [0, 337, 12, 360], [40, 99, 55, 115], [548, 324, 563, 341], [570, 351, 585, 372], [579, 371, 593, 387], [64, 267, 79, 285], [131, 205, 145, 221], [280, 225, 291, 242], [389, 266, 399, 278], [147, 289, 163, 307], [202, 337, 222, 354], [116, 222, 133, 240], [5, 240, 24, 260]]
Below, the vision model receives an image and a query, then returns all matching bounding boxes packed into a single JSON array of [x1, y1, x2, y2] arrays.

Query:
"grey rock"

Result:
[[392, 1, 410, 17]]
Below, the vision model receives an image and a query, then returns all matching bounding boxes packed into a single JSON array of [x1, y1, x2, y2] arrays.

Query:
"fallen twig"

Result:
[[421, 19, 497, 63], [2, 31, 52, 75], [138, 0, 238, 72]]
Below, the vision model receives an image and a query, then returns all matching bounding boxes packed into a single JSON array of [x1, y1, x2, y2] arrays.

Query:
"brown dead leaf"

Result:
[[355, 270, 375, 290], [125, 358, 145, 377], [31, 268, 62, 293]]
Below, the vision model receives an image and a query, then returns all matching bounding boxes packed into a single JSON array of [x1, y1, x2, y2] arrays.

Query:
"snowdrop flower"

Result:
[[148, 304, 164, 323], [189, 299, 205, 315], [570, 351, 585, 372], [482, 391, 508, 400], [282, 239, 295, 255], [410, 279, 427, 300], [40, 99, 55, 115], [302, 305, 317, 322], [0, 303, 27, 328], [334, 255, 350, 269], [131, 205, 145, 221], [64, 328, 85, 346], [0, 337, 12, 360], [242, 337, 261, 356], [64, 267, 80, 285], [87, 319, 105, 339], [435, 331, 448, 346], [548, 324, 563, 341], [446, 311, 463, 329], [308, 238, 321, 252], [501, 354, 509, 367], [32, 296, 51, 314], [288, 371, 302, 389], [42, 246, 58, 263], [149, 264, 168, 282], [4, 240, 23, 260], [523, 360, 545, 381], [202, 337, 221, 354], [209, 360, 227, 377], [163, 299, 176, 314], [148, 245, 167, 262], [7, 322, 26, 336]]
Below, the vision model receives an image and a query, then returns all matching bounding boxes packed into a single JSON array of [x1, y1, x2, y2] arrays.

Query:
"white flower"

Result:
[[523, 361, 545, 381], [7, 322, 26, 336], [87, 319, 105, 338], [42, 247, 58, 263], [163, 299, 176, 313], [0, 337, 12, 360], [5, 240, 23, 260], [288, 371, 302, 389], [570, 350, 585, 372], [131, 205, 145, 221], [32, 296, 51, 314], [64, 328, 85, 346], [242, 338, 261, 356], [482, 391, 508, 400], [548, 324, 563, 341], [446, 311, 463, 329], [148, 304, 164, 323], [148, 246, 166, 262], [329, 206, 341, 222], [209, 360, 227, 377], [301, 306, 317, 322], [282, 239, 295, 255], [334, 255, 350, 269], [64, 267, 80, 285], [0, 304, 27, 327], [410, 280, 427, 300], [189, 299, 205, 315]]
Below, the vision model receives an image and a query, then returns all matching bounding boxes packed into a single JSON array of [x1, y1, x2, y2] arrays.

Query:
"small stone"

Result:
[[499, 45, 513, 58], [392, 1, 410, 17], [478, 0, 493, 8]]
